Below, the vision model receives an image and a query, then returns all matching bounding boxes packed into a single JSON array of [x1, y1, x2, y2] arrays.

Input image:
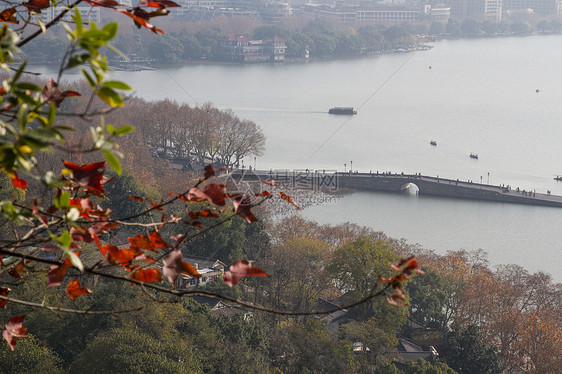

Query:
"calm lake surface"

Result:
[[39, 34, 562, 281]]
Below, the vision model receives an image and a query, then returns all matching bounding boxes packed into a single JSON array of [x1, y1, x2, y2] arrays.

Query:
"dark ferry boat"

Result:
[[329, 107, 357, 115]]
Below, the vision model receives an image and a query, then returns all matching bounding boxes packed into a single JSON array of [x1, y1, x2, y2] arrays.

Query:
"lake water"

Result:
[[37, 34, 562, 281]]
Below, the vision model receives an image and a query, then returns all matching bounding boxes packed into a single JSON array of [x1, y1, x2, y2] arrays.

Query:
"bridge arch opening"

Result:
[[401, 182, 419, 195]]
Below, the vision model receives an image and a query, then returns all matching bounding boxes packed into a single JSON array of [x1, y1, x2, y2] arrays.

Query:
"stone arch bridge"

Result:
[[230, 170, 562, 208]]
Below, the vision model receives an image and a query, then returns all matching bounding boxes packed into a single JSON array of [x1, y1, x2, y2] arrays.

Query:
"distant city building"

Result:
[[426, 5, 452, 20], [302, 3, 421, 24], [502, 0, 561, 15], [172, 0, 292, 23], [259, 0, 293, 22], [218, 33, 287, 62], [422, 3, 452, 21], [42, 5, 101, 23], [448, 0, 502, 21]]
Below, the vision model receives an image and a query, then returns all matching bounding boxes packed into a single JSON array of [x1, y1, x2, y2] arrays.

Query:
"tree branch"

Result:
[[16, 0, 84, 48], [0, 295, 144, 315]]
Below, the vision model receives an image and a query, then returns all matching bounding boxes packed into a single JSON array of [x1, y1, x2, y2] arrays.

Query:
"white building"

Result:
[[302, 3, 421, 24], [42, 5, 101, 24]]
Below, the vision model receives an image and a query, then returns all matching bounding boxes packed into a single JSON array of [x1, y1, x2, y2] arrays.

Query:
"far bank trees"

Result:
[[105, 98, 265, 169]]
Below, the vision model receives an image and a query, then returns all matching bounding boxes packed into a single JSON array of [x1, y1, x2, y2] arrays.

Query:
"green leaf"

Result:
[[48, 103, 56, 125], [81, 69, 96, 89], [29, 113, 49, 127], [12, 61, 26, 83], [15, 82, 42, 91], [58, 231, 72, 249], [67, 54, 90, 70], [73, 8, 83, 34], [17, 104, 29, 133], [102, 80, 132, 90], [111, 125, 134, 136], [58, 191, 70, 209], [30, 128, 63, 141], [20, 135, 48, 149], [102, 22, 118, 40], [104, 150, 121, 175], [97, 87, 123, 107]]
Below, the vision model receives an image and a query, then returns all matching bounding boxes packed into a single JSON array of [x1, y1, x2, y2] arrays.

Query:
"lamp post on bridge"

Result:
[[350, 160, 353, 173], [487, 172, 490, 185], [480, 175, 483, 187], [344, 163, 346, 173]]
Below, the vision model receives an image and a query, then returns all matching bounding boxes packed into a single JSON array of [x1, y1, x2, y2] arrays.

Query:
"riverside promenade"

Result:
[[231, 170, 562, 208]]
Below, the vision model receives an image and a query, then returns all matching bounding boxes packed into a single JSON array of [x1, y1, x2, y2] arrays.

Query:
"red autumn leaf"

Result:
[[129, 195, 144, 202], [42, 78, 80, 108], [0, 287, 11, 309], [3, 315, 27, 351], [24, 0, 50, 13], [8, 262, 27, 279], [391, 255, 415, 271], [189, 183, 227, 206], [128, 232, 168, 253], [189, 209, 219, 220], [279, 191, 301, 210], [255, 191, 271, 197], [0, 8, 18, 24], [163, 250, 201, 285], [11, 172, 27, 189], [63, 160, 107, 192], [204, 164, 216, 179], [130, 268, 162, 283], [115, 8, 164, 34], [128, 234, 150, 251], [98, 244, 138, 269], [232, 197, 257, 223], [149, 230, 170, 249], [47, 257, 73, 286], [70, 226, 95, 243], [83, 0, 120, 7], [223, 260, 269, 287], [143, 0, 181, 8], [260, 178, 277, 186], [148, 199, 163, 210], [88, 221, 119, 238], [402, 259, 425, 277], [66, 279, 92, 301]]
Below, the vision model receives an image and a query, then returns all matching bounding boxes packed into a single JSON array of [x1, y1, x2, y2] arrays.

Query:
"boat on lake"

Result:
[[430, 140, 437, 146], [555, 176, 562, 181], [329, 107, 357, 115], [470, 153, 478, 159]]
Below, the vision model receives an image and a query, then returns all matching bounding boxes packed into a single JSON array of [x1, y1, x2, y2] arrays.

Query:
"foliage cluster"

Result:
[[0, 216, 446, 373], [20, 15, 562, 64], [407, 249, 562, 373]]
